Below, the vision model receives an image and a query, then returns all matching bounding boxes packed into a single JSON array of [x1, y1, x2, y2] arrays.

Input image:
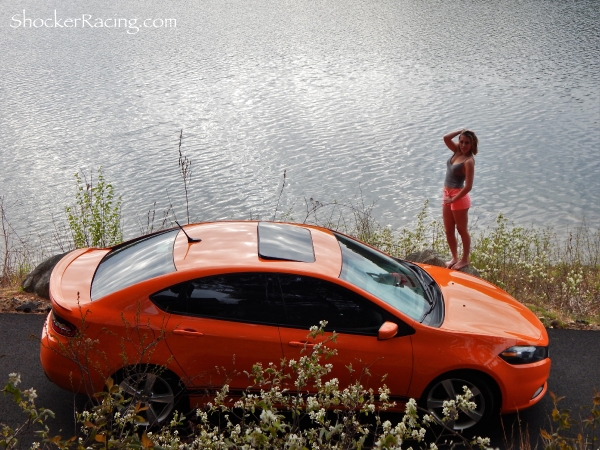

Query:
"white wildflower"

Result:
[[8, 373, 21, 386], [260, 409, 277, 425]]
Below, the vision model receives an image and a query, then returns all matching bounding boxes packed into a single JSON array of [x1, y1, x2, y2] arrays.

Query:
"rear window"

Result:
[[91, 229, 178, 300]]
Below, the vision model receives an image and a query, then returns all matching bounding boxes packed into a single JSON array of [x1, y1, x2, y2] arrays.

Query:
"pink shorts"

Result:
[[443, 187, 471, 211]]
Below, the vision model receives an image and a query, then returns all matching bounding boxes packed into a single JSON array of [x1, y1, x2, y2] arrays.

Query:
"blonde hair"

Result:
[[460, 129, 479, 155]]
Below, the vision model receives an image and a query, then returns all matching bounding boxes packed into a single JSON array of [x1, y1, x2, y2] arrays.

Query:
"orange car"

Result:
[[41, 221, 550, 431]]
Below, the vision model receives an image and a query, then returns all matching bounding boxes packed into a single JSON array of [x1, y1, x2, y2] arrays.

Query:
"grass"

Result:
[[2, 323, 495, 450], [1, 183, 599, 447], [1, 176, 599, 327], [294, 197, 600, 328]]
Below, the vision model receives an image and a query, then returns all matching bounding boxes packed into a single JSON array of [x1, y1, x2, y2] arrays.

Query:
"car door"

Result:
[[151, 273, 285, 399], [276, 274, 414, 399]]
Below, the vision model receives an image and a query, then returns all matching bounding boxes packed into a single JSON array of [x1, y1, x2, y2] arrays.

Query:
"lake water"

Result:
[[1, 0, 599, 245]]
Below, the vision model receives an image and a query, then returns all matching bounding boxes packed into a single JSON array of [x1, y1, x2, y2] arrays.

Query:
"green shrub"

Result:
[[315, 198, 599, 324], [65, 168, 123, 248], [2, 323, 491, 450], [470, 214, 600, 321]]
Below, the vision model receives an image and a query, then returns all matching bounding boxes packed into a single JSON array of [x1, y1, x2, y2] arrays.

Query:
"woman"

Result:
[[442, 128, 478, 270]]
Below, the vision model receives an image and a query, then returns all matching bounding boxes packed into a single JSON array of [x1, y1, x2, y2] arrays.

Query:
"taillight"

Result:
[[51, 310, 77, 337]]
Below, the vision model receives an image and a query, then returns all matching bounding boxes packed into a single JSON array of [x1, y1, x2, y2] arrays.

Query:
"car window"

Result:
[[277, 274, 395, 336], [91, 229, 178, 300], [150, 273, 285, 325], [335, 233, 428, 322]]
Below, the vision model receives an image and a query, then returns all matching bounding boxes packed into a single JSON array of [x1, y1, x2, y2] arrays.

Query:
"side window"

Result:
[[277, 274, 391, 336], [150, 282, 188, 313], [150, 273, 285, 325]]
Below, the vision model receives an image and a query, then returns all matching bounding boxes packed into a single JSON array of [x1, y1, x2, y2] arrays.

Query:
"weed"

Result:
[[272, 169, 287, 222], [4, 323, 492, 449], [470, 214, 600, 322], [177, 129, 192, 225], [137, 200, 175, 236], [0, 197, 41, 287], [541, 390, 600, 449], [299, 196, 599, 325], [64, 168, 123, 248]]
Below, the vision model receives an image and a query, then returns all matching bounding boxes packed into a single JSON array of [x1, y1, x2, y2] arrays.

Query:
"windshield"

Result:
[[91, 229, 178, 300], [335, 233, 429, 321]]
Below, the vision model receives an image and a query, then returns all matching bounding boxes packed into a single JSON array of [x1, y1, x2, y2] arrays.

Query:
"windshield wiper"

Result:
[[397, 260, 434, 298], [393, 258, 441, 322], [420, 280, 438, 322]]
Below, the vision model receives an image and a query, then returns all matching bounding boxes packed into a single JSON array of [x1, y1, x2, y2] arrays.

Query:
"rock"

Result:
[[456, 265, 481, 278], [22, 253, 69, 299], [404, 249, 447, 268], [550, 319, 563, 329], [403, 249, 481, 278], [16, 301, 40, 313]]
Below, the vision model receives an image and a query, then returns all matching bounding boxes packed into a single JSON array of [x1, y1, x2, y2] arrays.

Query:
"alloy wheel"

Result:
[[425, 376, 488, 431], [118, 371, 176, 427]]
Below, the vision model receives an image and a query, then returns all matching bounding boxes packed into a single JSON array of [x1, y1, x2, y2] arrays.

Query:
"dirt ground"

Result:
[[0, 286, 597, 330], [0, 287, 51, 314]]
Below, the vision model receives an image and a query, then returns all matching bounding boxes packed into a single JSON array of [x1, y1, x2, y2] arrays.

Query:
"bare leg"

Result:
[[443, 204, 458, 268], [452, 208, 470, 270]]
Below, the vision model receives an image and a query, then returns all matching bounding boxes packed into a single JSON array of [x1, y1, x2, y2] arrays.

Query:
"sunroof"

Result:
[[257, 222, 315, 263]]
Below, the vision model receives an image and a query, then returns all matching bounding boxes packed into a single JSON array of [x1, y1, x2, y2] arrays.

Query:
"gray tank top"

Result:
[[444, 156, 473, 188]]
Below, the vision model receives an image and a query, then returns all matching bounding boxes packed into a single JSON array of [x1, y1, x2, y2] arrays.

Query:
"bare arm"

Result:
[[443, 128, 464, 152]]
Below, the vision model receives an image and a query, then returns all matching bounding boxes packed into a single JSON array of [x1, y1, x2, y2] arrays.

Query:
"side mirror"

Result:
[[378, 321, 398, 340]]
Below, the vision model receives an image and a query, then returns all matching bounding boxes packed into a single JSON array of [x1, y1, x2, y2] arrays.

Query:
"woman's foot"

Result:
[[445, 258, 458, 269], [452, 260, 470, 271]]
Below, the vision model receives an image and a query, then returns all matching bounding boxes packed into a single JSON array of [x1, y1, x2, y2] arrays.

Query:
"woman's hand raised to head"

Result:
[[443, 128, 464, 152]]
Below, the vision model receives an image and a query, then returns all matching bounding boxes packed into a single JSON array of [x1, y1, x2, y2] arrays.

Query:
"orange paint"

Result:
[[41, 221, 550, 428]]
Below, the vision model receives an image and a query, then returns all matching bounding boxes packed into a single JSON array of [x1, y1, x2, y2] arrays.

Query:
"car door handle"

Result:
[[288, 341, 315, 348], [173, 329, 204, 336]]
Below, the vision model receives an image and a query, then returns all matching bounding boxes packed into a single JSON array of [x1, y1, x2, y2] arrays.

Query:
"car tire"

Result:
[[115, 366, 188, 428], [420, 372, 497, 433]]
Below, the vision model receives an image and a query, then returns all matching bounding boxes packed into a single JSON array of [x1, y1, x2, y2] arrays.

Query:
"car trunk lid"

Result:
[[49, 248, 110, 312]]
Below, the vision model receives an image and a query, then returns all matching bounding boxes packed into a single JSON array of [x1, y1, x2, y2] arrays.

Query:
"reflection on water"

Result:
[[0, 0, 598, 242]]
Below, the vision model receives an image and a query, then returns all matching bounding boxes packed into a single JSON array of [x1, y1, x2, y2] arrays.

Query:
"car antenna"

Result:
[[175, 221, 202, 243]]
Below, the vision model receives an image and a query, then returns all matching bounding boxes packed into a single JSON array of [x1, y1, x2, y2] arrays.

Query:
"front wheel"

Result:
[[421, 373, 497, 432], [116, 367, 187, 427]]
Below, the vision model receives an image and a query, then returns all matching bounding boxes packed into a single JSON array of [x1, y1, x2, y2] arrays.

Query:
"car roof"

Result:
[[173, 221, 343, 278]]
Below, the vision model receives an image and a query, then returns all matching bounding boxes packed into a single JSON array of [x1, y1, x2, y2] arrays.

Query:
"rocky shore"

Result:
[[0, 290, 51, 314]]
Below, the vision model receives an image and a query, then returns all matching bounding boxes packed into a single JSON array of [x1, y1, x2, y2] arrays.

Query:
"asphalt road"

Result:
[[1, 314, 598, 448]]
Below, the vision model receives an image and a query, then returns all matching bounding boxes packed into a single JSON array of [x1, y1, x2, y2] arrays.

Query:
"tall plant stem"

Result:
[[273, 169, 287, 221], [177, 129, 192, 224]]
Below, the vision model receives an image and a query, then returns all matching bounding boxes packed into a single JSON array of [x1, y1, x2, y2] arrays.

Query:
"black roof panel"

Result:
[[257, 222, 315, 263]]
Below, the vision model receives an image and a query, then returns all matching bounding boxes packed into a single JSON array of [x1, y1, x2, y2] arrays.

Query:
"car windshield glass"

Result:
[[335, 233, 428, 321], [91, 229, 178, 300]]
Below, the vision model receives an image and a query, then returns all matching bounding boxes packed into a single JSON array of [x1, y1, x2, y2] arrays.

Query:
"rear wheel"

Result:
[[422, 372, 497, 432], [116, 367, 187, 427]]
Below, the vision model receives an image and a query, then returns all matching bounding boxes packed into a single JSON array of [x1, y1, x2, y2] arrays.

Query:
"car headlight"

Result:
[[499, 346, 548, 365]]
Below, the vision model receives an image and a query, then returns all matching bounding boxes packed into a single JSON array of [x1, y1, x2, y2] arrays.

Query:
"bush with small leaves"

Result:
[[65, 167, 123, 249], [2, 323, 493, 450]]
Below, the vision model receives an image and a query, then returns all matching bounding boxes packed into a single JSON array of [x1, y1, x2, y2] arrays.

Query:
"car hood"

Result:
[[422, 265, 545, 342]]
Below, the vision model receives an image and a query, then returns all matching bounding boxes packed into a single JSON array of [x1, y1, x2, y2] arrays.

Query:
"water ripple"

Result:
[[0, 0, 598, 243]]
